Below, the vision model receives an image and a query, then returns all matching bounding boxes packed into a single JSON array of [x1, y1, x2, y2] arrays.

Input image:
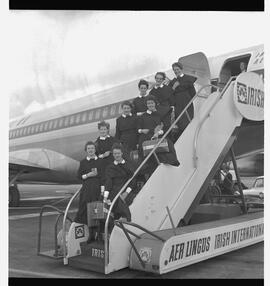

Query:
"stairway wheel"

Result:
[[209, 185, 221, 203]]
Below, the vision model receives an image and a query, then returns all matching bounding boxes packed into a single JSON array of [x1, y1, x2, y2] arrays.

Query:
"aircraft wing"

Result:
[[9, 148, 55, 174], [9, 149, 53, 186], [9, 156, 50, 173], [9, 148, 80, 184]]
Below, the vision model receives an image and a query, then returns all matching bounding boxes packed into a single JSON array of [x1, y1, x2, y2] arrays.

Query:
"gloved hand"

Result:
[[100, 185, 105, 196]]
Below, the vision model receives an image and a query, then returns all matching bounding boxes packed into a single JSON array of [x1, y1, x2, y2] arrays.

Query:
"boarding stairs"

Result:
[[101, 76, 248, 274], [58, 73, 255, 273], [38, 70, 263, 274]]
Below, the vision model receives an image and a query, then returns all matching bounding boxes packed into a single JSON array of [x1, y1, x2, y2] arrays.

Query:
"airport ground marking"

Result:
[[9, 268, 81, 278], [9, 209, 77, 220], [9, 206, 43, 210], [20, 196, 70, 201]]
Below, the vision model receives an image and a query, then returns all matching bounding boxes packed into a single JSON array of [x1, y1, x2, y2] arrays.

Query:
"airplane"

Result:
[[9, 44, 264, 207]]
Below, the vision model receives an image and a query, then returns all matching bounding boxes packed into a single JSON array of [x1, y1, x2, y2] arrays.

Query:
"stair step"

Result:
[[68, 241, 105, 273], [38, 249, 63, 260], [69, 254, 105, 273]]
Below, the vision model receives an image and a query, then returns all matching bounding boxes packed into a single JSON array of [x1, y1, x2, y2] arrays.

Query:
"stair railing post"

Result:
[[230, 147, 247, 214]]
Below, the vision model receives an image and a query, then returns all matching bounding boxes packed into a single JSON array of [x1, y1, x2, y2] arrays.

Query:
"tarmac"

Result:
[[9, 183, 264, 279]]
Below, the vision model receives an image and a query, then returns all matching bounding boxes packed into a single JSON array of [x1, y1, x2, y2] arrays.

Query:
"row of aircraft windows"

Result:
[[9, 103, 122, 139]]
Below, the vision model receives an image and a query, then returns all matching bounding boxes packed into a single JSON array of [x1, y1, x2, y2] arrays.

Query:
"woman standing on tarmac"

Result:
[[74, 141, 103, 225], [115, 101, 138, 157]]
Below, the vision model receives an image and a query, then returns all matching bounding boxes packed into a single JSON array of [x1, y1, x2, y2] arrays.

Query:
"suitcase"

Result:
[[142, 139, 169, 156], [87, 201, 114, 226]]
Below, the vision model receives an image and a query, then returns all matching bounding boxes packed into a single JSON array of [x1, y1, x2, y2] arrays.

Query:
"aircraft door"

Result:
[[178, 52, 211, 114], [218, 54, 252, 90]]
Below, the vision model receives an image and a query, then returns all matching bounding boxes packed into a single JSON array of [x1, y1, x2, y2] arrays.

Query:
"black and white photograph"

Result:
[[2, 6, 268, 282]]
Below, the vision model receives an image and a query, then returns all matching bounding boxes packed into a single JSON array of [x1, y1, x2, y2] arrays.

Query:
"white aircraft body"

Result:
[[9, 44, 264, 206]]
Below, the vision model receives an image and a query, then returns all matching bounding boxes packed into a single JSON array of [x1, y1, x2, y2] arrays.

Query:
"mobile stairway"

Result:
[[38, 53, 264, 275]]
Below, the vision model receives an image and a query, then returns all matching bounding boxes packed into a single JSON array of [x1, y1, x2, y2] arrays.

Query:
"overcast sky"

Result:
[[8, 10, 265, 119], [2, 11, 269, 279]]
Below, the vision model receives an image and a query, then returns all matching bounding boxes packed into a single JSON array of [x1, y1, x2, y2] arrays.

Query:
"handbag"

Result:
[[87, 201, 114, 225], [142, 138, 169, 156]]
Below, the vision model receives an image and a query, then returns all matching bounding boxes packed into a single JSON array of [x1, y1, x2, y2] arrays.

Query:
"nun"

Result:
[[115, 101, 138, 156], [74, 141, 103, 225]]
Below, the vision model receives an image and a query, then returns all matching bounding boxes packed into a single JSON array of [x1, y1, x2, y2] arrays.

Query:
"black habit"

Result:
[[149, 84, 174, 133], [75, 157, 103, 224], [105, 160, 137, 221], [137, 110, 162, 147], [137, 110, 180, 170], [169, 74, 197, 133], [115, 114, 138, 154], [95, 136, 116, 182], [132, 96, 148, 114]]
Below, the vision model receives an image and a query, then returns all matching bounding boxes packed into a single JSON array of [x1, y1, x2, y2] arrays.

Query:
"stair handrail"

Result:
[[114, 220, 166, 242], [104, 82, 219, 268], [37, 204, 73, 256], [165, 77, 237, 227], [193, 76, 237, 168], [61, 187, 81, 264]]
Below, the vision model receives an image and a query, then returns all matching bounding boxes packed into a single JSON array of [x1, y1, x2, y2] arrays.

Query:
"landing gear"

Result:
[[9, 185, 20, 207]]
